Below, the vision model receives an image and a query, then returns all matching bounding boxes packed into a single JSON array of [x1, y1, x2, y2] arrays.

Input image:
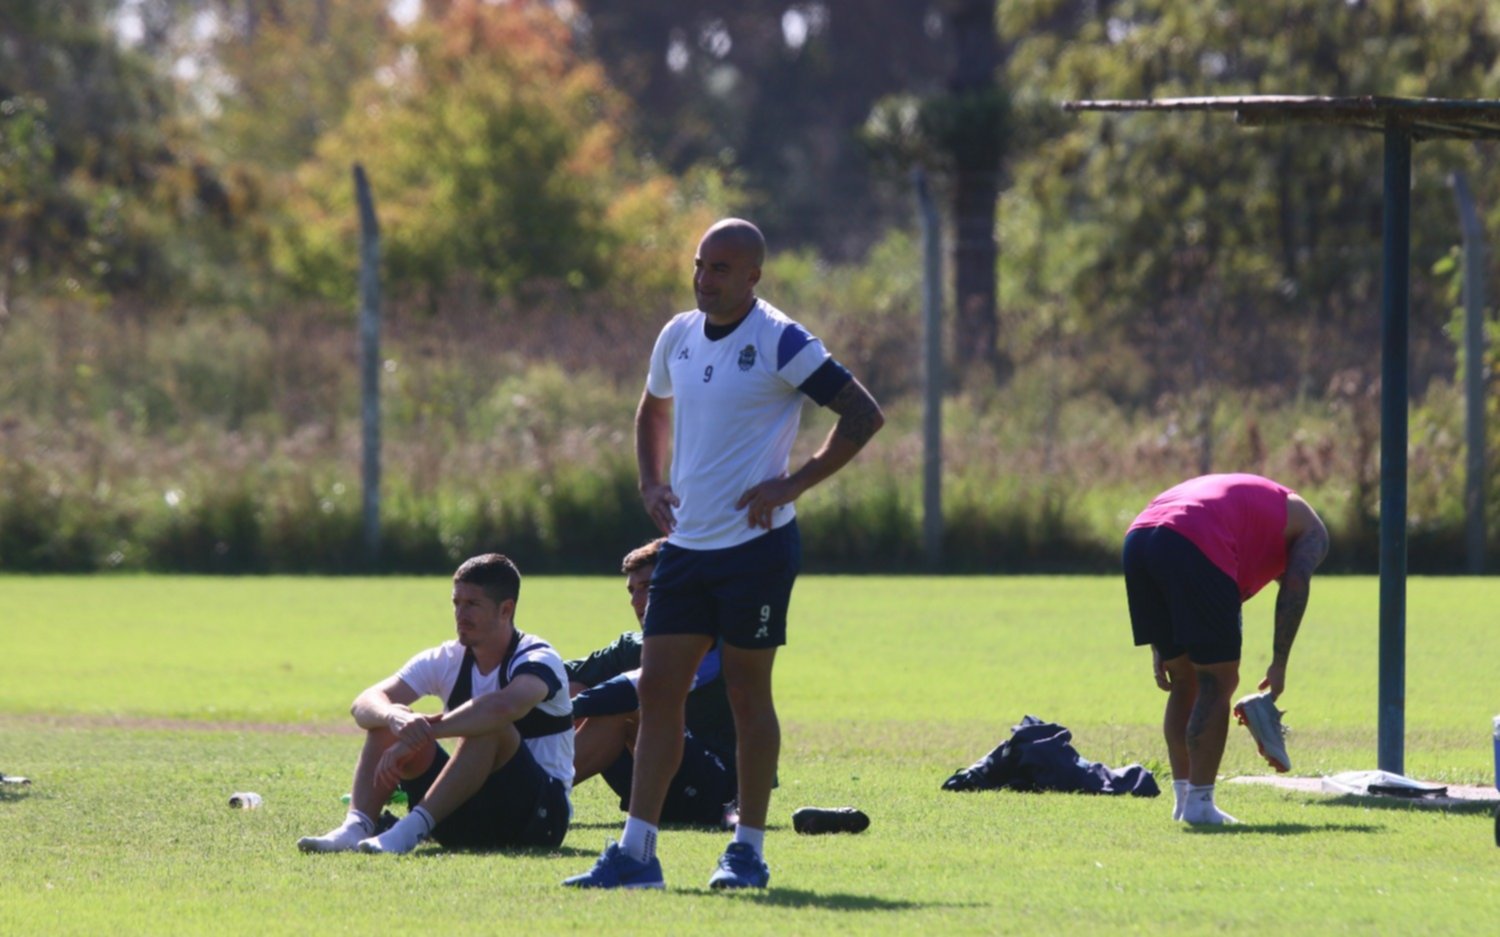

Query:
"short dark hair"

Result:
[[621, 537, 666, 574], [453, 553, 521, 605]]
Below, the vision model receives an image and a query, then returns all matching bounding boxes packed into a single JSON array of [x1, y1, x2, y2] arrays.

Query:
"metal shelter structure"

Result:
[[1061, 95, 1500, 774]]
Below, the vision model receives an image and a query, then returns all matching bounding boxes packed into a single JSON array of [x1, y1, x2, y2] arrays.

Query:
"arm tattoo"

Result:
[[1272, 524, 1329, 658], [1286, 522, 1330, 582], [1272, 579, 1308, 659], [827, 380, 883, 448]]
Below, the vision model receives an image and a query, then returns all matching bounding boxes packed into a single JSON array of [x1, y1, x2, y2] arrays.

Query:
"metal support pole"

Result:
[[915, 169, 944, 571], [1377, 125, 1411, 775]]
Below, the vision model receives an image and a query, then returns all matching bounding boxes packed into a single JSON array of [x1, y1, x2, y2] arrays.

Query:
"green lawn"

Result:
[[2, 574, 1498, 934]]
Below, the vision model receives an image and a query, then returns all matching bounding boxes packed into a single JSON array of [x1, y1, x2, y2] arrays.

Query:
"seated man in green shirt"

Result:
[[566, 539, 737, 827]]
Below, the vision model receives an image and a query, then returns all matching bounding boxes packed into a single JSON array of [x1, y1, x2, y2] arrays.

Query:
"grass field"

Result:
[[3, 574, 1499, 934]]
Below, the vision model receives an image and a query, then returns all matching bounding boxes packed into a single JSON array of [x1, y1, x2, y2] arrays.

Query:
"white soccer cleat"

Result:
[[1234, 691, 1291, 773]]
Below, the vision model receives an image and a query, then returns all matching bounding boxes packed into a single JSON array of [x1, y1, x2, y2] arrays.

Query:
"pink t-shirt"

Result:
[[1128, 474, 1292, 601]]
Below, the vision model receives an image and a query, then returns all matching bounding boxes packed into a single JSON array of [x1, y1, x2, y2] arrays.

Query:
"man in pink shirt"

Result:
[[1123, 474, 1329, 824]]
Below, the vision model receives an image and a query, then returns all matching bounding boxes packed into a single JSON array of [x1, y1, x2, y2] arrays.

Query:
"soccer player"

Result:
[[297, 553, 573, 854], [565, 218, 884, 890], [1123, 474, 1329, 824], [566, 537, 738, 828]]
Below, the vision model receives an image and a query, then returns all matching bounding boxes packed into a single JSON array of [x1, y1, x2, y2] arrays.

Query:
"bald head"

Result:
[[694, 217, 765, 323], [702, 218, 766, 268]]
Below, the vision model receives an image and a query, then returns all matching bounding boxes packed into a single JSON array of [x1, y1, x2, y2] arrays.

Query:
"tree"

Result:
[[0, 95, 54, 320], [274, 0, 733, 306], [577, 0, 952, 260], [862, 2, 1006, 382], [998, 0, 1500, 409], [933, 0, 1005, 378], [0, 0, 249, 302], [200, 0, 396, 172]]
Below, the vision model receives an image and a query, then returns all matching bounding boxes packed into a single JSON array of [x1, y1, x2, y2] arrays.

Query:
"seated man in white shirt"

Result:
[[297, 553, 573, 854]]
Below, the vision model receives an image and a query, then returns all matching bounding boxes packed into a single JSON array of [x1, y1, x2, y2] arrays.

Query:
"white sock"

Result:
[[620, 816, 658, 863], [319, 809, 372, 845], [1172, 780, 1190, 821], [731, 824, 765, 859], [344, 809, 377, 836], [362, 805, 434, 854], [298, 810, 375, 852], [1181, 783, 1238, 825]]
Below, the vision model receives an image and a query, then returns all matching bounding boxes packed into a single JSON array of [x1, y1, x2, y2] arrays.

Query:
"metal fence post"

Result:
[[1450, 171, 1488, 575], [354, 164, 382, 567], [915, 169, 944, 572]]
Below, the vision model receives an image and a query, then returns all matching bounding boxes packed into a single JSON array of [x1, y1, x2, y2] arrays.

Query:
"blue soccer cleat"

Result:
[[563, 841, 665, 889], [707, 841, 770, 890]]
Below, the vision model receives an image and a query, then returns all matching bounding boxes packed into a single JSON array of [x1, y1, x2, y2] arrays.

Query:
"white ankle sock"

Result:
[[347, 810, 376, 836], [1181, 783, 1238, 825], [621, 817, 658, 863], [365, 805, 434, 853], [298, 810, 376, 853], [1172, 780, 1190, 821], [731, 824, 765, 858]]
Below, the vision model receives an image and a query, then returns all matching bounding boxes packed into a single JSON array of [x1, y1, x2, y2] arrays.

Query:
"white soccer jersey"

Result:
[[645, 299, 833, 550], [395, 634, 575, 792]]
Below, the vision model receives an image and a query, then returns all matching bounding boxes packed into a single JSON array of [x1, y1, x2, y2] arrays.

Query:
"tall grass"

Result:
[[0, 286, 1488, 573]]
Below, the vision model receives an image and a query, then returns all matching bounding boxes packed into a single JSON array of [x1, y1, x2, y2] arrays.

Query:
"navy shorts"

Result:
[[400, 741, 569, 850], [601, 729, 737, 827], [644, 521, 801, 649], [1122, 525, 1243, 665]]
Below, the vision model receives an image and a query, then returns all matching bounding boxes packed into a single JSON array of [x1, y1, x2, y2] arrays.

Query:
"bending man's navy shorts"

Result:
[[1122, 525, 1242, 665], [644, 520, 801, 650]]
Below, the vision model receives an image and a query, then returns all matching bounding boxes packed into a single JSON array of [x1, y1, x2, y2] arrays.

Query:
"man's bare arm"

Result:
[[1272, 505, 1330, 661], [786, 378, 885, 492], [735, 378, 884, 527], [350, 675, 422, 732], [827, 378, 885, 448], [430, 674, 550, 738], [635, 389, 678, 534], [1261, 497, 1329, 698]]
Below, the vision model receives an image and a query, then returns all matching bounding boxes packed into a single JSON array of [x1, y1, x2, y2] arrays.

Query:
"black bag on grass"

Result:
[[943, 715, 1159, 797]]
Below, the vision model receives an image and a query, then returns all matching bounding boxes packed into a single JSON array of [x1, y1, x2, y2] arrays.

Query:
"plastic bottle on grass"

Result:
[[228, 792, 262, 809]]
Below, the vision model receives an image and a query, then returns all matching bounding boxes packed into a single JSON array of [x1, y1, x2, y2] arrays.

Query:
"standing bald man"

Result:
[[565, 218, 884, 891]]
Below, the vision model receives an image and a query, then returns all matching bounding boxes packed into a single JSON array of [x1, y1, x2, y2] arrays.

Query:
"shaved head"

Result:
[[693, 217, 765, 322], [702, 218, 766, 268]]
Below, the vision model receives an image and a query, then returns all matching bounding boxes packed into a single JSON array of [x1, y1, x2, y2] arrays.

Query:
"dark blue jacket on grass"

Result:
[[943, 715, 1160, 797]]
